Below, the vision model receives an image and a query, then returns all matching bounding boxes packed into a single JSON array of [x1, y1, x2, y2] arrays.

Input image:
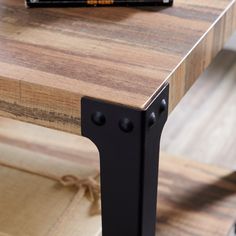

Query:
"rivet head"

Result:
[[160, 99, 167, 113], [119, 118, 134, 133], [91, 112, 106, 126], [148, 112, 156, 127]]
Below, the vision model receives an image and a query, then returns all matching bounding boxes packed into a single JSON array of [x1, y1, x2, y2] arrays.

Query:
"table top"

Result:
[[0, 0, 235, 134]]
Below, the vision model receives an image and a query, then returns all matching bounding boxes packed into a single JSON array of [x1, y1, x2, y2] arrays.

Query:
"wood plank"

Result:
[[157, 153, 236, 236], [0, 0, 235, 134], [0, 117, 236, 235]]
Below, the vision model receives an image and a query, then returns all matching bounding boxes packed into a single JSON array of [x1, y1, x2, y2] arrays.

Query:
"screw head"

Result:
[[91, 112, 106, 126], [160, 99, 167, 113], [148, 112, 156, 127], [119, 118, 134, 133]]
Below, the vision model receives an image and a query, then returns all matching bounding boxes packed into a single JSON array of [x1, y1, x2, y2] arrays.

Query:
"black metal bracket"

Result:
[[81, 83, 169, 236]]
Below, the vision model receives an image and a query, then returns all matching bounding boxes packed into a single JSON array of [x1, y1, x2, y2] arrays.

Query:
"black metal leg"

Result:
[[81, 84, 169, 236]]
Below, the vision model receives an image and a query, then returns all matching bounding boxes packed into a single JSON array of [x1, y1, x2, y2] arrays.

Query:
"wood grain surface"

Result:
[[0, 0, 235, 134], [157, 154, 236, 236], [0, 118, 235, 235]]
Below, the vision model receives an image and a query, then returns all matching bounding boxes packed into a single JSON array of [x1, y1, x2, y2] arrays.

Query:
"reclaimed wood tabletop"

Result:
[[0, 0, 235, 135]]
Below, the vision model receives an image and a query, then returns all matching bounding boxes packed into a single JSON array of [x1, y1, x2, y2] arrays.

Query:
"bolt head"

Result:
[[119, 118, 133, 133], [160, 99, 167, 113], [148, 112, 156, 127], [91, 112, 106, 126]]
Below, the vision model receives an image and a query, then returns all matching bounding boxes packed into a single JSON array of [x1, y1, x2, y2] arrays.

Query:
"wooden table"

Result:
[[0, 0, 235, 235]]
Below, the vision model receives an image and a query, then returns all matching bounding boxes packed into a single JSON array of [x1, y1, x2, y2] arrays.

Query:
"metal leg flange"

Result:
[[81, 84, 169, 236]]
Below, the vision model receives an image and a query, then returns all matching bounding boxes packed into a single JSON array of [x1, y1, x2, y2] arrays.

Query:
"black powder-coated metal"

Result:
[[81, 83, 169, 236]]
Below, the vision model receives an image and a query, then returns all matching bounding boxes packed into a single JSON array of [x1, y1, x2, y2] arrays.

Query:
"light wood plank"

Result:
[[157, 153, 236, 236], [0, 0, 235, 134]]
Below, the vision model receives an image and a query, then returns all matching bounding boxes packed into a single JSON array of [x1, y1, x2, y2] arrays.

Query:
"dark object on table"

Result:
[[26, 0, 173, 7]]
